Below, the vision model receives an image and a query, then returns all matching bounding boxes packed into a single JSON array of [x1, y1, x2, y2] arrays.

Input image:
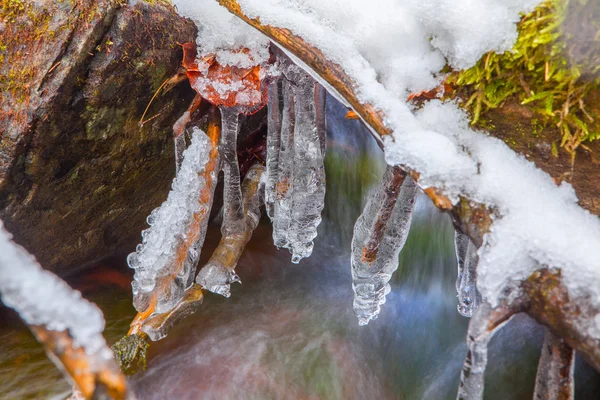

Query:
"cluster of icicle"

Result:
[[0, 220, 110, 356], [127, 51, 483, 333], [125, 52, 330, 342], [264, 57, 327, 263]]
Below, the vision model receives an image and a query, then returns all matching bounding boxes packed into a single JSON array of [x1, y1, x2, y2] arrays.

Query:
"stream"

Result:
[[0, 95, 598, 399]]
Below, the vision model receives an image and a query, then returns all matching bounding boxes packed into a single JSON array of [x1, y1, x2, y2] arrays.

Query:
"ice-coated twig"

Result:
[[0, 221, 128, 399], [265, 76, 282, 220], [285, 66, 327, 263], [454, 230, 483, 317], [127, 109, 221, 333], [351, 167, 417, 326], [456, 302, 520, 400], [220, 106, 246, 236], [196, 164, 265, 297], [361, 166, 407, 264], [533, 329, 574, 400], [272, 78, 296, 249]]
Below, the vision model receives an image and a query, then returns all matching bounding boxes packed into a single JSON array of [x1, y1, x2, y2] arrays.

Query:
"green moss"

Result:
[[111, 333, 150, 375], [450, 0, 600, 154]]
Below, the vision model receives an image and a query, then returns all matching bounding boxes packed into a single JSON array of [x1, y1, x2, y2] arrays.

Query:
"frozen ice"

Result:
[[286, 65, 327, 263], [197, 165, 265, 297], [220, 106, 245, 236], [128, 128, 218, 315], [454, 230, 482, 318], [265, 77, 282, 220], [271, 78, 296, 249], [351, 168, 417, 326], [0, 220, 108, 355]]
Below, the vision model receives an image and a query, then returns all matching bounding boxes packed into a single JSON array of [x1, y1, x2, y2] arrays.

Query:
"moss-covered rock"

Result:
[[0, 0, 197, 274]]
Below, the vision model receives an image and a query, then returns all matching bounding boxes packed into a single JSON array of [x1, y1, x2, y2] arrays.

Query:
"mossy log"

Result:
[[216, 0, 600, 373]]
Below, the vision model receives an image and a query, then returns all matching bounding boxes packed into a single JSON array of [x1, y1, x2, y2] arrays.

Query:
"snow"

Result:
[[228, 0, 600, 323], [173, 0, 270, 68], [0, 221, 108, 356]]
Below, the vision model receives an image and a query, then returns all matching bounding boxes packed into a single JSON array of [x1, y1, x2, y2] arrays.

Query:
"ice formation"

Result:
[[265, 76, 282, 220], [227, 0, 600, 323], [196, 164, 265, 297], [271, 77, 296, 250], [286, 65, 327, 262], [454, 230, 482, 318], [127, 127, 218, 315], [351, 167, 417, 325], [0, 221, 109, 356], [267, 60, 327, 263], [220, 106, 246, 236]]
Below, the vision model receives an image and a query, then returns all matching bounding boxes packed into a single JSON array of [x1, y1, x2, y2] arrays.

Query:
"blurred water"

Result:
[[1, 94, 599, 399]]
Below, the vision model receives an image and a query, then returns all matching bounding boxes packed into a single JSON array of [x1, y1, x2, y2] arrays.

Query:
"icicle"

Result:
[[196, 164, 265, 297], [0, 221, 128, 399], [314, 82, 327, 155], [533, 329, 575, 400], [272, 78, 296, 249], [265, 77, 282, 220], [127, 119, 220, 323], [285, 66, 327, 263], [220, 106, 246, 236], [457, 303, 517, 400], [454, 230, 483, 317], [351, 166, 417, 326]]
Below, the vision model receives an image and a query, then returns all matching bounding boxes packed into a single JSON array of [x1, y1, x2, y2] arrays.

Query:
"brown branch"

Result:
[[522, 269, 600, 372], [31, 327, 128, 399]]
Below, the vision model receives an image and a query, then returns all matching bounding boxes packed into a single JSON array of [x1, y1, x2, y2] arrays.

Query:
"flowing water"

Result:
[[1, 95, 599, 399]]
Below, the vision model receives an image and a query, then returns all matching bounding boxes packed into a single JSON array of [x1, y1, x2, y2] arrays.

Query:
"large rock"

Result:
[[0, 0, 197, 274]]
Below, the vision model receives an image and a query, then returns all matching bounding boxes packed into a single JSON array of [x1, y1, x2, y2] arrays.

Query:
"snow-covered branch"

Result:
[[214, 0, 600, 376], [0, 221, 128, 399]]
